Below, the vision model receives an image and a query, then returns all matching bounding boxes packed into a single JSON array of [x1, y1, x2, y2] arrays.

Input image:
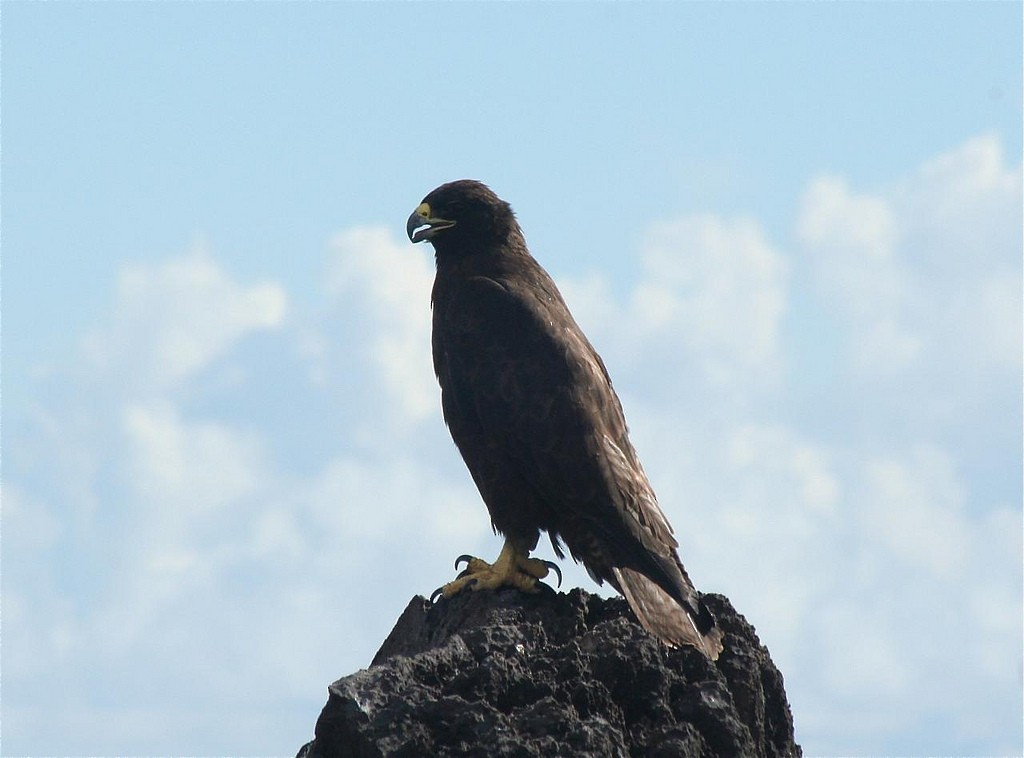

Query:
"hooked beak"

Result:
[[407, 203, 456, 243]]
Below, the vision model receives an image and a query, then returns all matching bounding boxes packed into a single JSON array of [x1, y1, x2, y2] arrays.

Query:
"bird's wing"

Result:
[[436, 270, 682, 584], [437, 268, 722, 659]]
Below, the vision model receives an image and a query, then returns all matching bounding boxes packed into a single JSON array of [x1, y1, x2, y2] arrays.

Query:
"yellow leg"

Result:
[[432, 539, 561, 601]]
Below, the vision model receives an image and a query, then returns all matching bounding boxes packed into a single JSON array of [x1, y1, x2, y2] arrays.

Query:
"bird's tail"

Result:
[[613, 566, 724, 660]]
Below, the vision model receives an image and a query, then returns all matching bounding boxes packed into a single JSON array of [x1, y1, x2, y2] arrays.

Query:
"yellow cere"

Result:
[[416, 202, 431, 218]]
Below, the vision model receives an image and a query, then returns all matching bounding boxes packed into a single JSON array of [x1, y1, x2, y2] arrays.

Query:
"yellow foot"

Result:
[[429, 540, 562, 603]]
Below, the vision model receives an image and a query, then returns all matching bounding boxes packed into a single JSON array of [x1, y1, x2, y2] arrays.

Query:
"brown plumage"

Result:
[[406, 180, 723, 659]]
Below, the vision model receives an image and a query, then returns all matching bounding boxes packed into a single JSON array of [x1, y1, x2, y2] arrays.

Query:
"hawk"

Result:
[[407, 180, 723, 659]]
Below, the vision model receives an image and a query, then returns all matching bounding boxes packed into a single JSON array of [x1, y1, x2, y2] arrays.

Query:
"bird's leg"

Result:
[[431, 538, 562, 602]]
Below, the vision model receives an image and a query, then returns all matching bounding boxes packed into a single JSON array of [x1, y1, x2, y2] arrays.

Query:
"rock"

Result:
[[298, 588, 800, 758]]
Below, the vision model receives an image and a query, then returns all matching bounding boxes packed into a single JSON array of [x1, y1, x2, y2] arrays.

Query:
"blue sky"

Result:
[[3, 3, 1021, 756]]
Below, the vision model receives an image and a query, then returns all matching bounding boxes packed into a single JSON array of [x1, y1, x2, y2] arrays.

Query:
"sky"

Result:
[[2, 2, 1022, 756]]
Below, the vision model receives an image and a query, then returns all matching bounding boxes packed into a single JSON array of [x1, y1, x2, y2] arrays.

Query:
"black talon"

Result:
[[454, 554, 474, 570], [543, 560, 563, 588], [429, 586, 445, 603]]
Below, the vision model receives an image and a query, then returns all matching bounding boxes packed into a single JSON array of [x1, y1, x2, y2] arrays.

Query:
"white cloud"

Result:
[[122, 402, 264, 514], [80, 246, 287, 392], [640, 215, 788, 376], [798, 134, 1022, 382], [562, 213, 788, 400], [816, 601, 911, 699], [797, 175, 922, 373], [858, 445, 969, 580], [324, 227, 437, 427], [904, 134, 1021, 236], [1, 483, 60, 553], [305, 453, 481, 548], [727, 423, 839, 515]]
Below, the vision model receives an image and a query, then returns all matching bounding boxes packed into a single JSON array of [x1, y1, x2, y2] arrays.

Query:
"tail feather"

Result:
[[613, 566, 724, 660]]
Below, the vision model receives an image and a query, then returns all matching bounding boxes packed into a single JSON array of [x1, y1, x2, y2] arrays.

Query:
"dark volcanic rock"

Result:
[[298, 589, 800, 758]]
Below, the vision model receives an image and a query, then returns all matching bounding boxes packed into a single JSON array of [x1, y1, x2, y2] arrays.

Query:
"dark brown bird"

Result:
[[406, 180, 723, 659]]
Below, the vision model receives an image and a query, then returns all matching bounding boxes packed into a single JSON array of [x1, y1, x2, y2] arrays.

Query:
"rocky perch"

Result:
[[298, 588, 800, 757]]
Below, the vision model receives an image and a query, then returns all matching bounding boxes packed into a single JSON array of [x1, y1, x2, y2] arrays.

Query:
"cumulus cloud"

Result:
[[324, 227, 437, 429], [638, 215, 788, 380], [858, 445, 969, 580], [797, 176, 921, 373], [122, 402, 264, 514], [798, 134, 1022, 383], [6, 251, 297, 753], [80, 245, 287, 393], [562, 213, 788, 403]]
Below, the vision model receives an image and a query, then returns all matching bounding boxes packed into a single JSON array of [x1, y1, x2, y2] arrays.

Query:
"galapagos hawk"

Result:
[[406, 180, 723, 659]]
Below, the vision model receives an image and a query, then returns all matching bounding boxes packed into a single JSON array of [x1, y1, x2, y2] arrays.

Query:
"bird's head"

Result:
[[406, 180, 519, 254]]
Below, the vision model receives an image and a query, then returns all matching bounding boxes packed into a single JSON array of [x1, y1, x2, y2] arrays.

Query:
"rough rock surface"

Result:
[[298, 588, 800, 758]]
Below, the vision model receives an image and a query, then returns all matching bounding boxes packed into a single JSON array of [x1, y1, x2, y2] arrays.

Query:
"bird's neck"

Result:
[[433, 233, 532, 275]]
